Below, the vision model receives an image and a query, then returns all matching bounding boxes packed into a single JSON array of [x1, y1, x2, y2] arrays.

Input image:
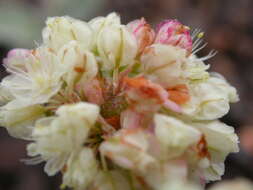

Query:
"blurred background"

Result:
[[0, 0, 252, 189]]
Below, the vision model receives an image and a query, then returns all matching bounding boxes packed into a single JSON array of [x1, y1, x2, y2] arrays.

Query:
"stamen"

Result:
[[192, 38, 204, 51], [197, 32, 204, 39], [198, 50, 218, 61], [191, 28, 202, 40], [192, 42, 208, 54], [21, 156, 44, 165]]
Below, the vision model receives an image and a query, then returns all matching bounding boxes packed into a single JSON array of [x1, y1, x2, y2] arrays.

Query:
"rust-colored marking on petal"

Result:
[[105, 116, 121, 130], [197, 135, 210, 159], [167, 84, 190, 105], [123, 76, 165, 103], [74, 66, 85, 73]]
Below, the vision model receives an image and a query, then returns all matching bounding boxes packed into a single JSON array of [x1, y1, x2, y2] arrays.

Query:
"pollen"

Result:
[[197, 32, 204, 38]]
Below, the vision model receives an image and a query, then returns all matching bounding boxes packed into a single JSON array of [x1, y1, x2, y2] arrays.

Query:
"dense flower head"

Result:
[[0, 13, 239, 190]]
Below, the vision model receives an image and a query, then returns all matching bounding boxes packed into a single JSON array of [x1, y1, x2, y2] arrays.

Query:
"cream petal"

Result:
[[62, 148, 98, 190], [43, 16, 93, 51], [100, 129, 156, 172], [141, 44, 187, 88], [0, 104, 45, 140], [91, 170, 132, 190], [26, 102, 99, 176], [154, 114, 201, 158], [192, 120, 239, 163], [2, 47, 66, 108], [97, 25, 137, 71], [182, 76, 239, 120], [58, 41, 98, 91]]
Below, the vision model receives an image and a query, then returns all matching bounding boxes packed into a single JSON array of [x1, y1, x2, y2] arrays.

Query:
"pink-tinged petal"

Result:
[[83, 78, 104, 105], [164, 99, 182, 113], [123, 76, 168, 104], [155, 20, 192, 53], [7, 48, 30, 58], [121, 109, 143, 129], [127, 18, 155, 54], [3, 49, 31, 65], [123, 77, 182, 113]]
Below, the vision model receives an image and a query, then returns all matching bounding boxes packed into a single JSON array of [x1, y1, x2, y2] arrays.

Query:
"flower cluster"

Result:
[[0, 13, 239, 190]]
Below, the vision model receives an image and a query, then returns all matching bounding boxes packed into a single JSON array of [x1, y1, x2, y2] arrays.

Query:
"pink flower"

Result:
[[155, 20, 192, 53], [127, 18, 155, 54]]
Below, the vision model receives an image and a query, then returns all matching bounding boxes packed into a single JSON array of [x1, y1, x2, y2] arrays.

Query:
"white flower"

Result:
[[62, 148, 98, 190], [141, 44, 187, 88], [58, 41, 98, 91], [27, 102, 99, 176], [154, 114, 239, 182], [1, 47, 66, 108], [100, 129, 156, 172], [190, 120, 239, 181], [0, 104, 45, 139], [182, 76, 239, 120], [193, 120, 239, 160], [43, 16, 93, 51], [154, 114, 201, 159], [1, 49, 28, 105]]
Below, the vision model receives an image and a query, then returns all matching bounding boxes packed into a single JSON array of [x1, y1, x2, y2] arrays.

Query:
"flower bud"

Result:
[[89, 12, 121, 33], [89, 12, 121, 52], [97, 25, 137, 71], [43, 16, 93, 51], [127, 18, 155, 54], [155, 20, 192, 53]]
